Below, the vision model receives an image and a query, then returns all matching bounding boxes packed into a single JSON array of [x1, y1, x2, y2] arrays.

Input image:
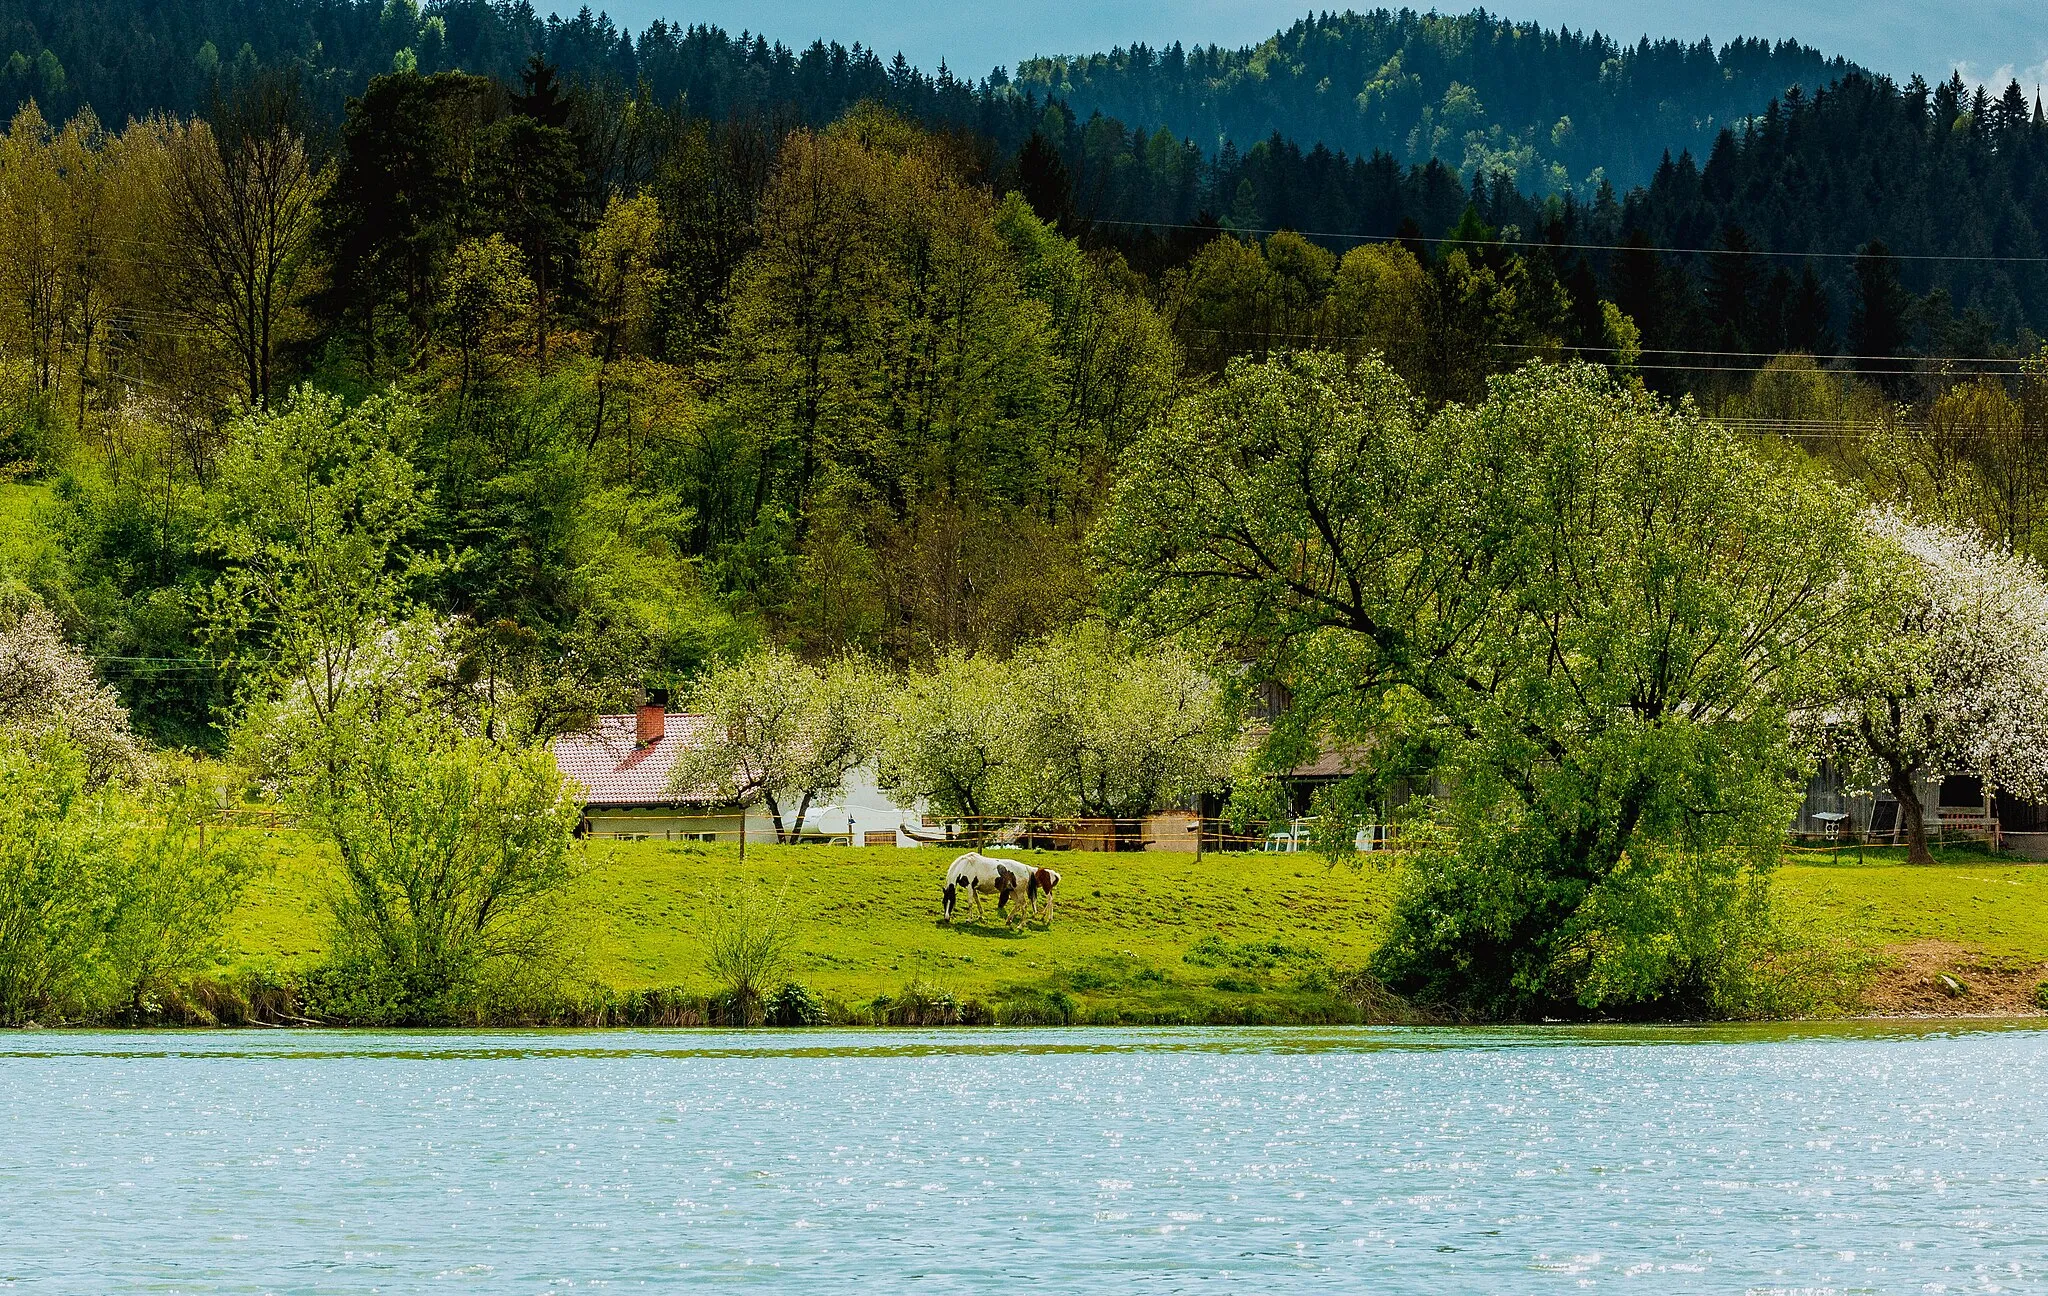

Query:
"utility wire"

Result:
[[1175, 326, 2041, 377], [1495, 341, 2044, 365], [1088, 215, 2048, 264]]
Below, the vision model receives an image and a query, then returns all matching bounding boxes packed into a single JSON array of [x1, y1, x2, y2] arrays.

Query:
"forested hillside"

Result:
[[0, 0, 1022, 134], [1611, 74, 2048, 344], [1014, 10, 1854, 194], [5, 5, 2048, 753], [9, 0, 2048, 344], [7, 12, 2048, 1028]]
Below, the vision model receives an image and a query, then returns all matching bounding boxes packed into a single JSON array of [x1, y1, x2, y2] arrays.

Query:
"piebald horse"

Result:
[[940, 851, 1024, 922], [1024, 866, 1060, 922], [941, 853, 1061, 925]]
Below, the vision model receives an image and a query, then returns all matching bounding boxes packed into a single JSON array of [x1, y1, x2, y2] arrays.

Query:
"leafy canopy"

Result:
[[1097, 353, 1877, 1017]]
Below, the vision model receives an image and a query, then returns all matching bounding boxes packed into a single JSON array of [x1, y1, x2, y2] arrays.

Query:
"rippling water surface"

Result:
[[5, 1023, 2047, 1292]]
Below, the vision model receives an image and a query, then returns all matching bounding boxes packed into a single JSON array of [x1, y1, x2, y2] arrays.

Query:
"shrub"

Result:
[[102, 763, 256, 1017], [993, 988, 1076, 1025], [701, 881, 796, 1025], [1373, 827, 1800, 1021], [875, 974, 967, 1025], [0, 734, 250, 1025], [2033, 980, 2048, 1012], [766, 980, 826, 1027], [307, 730, 581, 1026], [1334, 968, 1427, 1023], [0, 735, 120, 1023]]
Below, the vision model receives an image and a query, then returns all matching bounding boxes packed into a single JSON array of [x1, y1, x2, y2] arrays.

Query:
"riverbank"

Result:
[[216, 835, 2048, 1025]]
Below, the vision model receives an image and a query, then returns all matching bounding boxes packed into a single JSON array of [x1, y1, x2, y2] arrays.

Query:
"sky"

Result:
[[593, 1, 2048, 91]]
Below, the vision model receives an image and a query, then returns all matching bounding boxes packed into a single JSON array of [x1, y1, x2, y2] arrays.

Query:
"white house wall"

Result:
[[791, 763, 926, 846]]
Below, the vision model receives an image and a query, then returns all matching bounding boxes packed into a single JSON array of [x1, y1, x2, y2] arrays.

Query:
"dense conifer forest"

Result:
[[1013, 10, 1855, 192]]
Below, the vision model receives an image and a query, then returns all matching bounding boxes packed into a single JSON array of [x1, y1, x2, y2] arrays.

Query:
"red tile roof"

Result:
[[550, 713, 736, 807]]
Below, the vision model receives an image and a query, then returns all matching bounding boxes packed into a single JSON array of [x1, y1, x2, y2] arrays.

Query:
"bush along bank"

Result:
[[81, 960, 1432, 1029]]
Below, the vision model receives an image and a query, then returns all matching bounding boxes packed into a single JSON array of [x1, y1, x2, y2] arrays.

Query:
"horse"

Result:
[[1025, 866, 1061, 923], [941, 851, 1033, 923]]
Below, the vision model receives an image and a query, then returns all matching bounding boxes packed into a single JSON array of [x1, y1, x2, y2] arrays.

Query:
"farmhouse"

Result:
[[550, 701, 762, 840], [550, 700, 910, 842]]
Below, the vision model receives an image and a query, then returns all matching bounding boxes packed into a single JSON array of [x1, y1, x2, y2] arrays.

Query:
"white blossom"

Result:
[[1835, 509, 2048, 802], [0, 594, 142, 781]]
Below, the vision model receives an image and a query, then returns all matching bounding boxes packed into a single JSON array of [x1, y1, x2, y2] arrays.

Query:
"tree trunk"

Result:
[[786, 791, 814, 845], [1888, 764, 1936, 866]]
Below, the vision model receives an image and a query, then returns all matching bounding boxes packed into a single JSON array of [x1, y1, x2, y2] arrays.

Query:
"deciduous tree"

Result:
[[876, 649, 1024, 827], [1009, 624, 1238, 821], [1097, 353, 1876, 1017], [160, 77, 321, 408], [1821, 511, 2048, 864], [0, 591, 140, 782], [670, 649, 885, 842]]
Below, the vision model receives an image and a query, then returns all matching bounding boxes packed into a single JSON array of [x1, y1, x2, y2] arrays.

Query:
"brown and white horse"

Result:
[[941, 853, 1060, 925], [941, 852, 1033, 923], [1025, 866, 1060, 923]]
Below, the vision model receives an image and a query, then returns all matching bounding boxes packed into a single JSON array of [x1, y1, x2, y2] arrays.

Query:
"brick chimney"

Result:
[[636, 689, 666, 747]]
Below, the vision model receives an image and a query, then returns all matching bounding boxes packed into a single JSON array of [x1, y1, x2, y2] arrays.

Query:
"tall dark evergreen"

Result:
[[1850, 241, 1914, 384], [320, 71, 498, 359], [1013, 131, 1074, 229], [1706, 226, 1763, 354], [1785, 266, 1836, 355], [486, 58, 587, 367]]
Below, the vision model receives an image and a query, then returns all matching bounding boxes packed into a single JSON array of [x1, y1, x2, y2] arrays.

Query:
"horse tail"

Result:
[[942, 882, 956, 920]]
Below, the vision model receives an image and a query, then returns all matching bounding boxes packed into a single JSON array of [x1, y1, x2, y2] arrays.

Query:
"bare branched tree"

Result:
[[161, 75, 320, 408]]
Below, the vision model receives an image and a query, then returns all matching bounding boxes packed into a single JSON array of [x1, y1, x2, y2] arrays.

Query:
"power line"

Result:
[[1496, 341, 2042, 366], [1176, 325, 2042, 377], [1630, 361, 2024, 377], [1090, 216, 2048, 265]]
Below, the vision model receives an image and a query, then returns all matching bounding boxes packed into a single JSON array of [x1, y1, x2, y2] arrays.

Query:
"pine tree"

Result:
[[1850, 241, 1913, 387], [1704, 224, 1762, 354], [1014, 132, 1073, 228], [1783, 264, 1835, 356], [1609, 231, 1667, 357], [1757, 267, 1793, 354]]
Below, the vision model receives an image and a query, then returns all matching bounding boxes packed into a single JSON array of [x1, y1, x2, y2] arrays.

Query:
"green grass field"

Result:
[[0, 481, 60, 580], [226, 836, 1401, 1020], [1778, 845, 2048, 961], [223, 834, 2048, 1020]]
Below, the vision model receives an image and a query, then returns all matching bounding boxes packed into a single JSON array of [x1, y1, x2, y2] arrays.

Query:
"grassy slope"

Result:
[[228, 837, 1401, 1016], [226, 835, 2048, 1016], [1778, 846, 2048, 962]]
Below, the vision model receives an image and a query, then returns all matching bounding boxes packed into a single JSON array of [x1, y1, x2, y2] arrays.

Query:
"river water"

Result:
[[4, 1024, 2046, 1292]]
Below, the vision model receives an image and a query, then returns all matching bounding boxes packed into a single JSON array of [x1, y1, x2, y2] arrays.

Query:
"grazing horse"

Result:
[[1025, 866, 1061, 923], [941, 851, 1033, 923]]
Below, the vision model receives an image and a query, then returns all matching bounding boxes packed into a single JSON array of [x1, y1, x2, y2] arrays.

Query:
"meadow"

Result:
[[223, 834, 2048, 1022]]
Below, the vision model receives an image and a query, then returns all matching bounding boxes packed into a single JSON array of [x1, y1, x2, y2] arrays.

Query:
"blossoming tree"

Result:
[[1831, 511, 2048, 864]]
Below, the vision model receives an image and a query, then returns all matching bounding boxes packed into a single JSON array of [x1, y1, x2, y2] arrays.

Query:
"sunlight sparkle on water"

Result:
[[2, 1023, 2045, 1291]]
